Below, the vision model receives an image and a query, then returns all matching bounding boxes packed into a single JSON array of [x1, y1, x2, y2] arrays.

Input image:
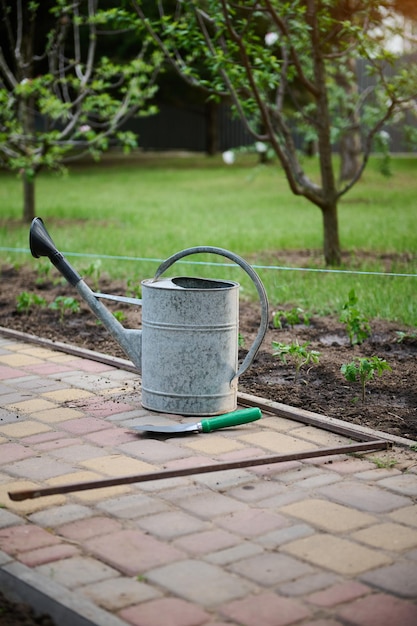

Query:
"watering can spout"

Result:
[[29, 218, 143, 370]]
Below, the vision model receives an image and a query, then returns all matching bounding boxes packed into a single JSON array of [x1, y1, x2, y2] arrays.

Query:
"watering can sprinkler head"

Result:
[[30, 217, 81, 287]]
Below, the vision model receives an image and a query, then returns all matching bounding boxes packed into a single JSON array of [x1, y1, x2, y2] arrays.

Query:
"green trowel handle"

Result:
[[201, 408, 262, 433]]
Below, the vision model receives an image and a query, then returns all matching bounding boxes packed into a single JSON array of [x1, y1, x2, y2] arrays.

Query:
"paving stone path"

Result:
[[0, 335, 416, 626]]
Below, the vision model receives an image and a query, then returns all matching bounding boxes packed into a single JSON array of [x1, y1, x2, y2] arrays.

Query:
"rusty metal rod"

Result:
[[9, 440, 390, 501]]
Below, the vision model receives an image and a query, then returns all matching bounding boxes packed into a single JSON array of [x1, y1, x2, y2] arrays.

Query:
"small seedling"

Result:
[[126, 277, 142, 299], [113, 310, 127, 323], [369, 456, 398, 469], [49, 296, 80, 323], [272, 339, 320, 381], [238, 332, 245, 348], [35, 261, 51, 285], [81, 259, 102, 290], [16, 291, 47, 313], [341, 356, 391, 402], [339, 289, 371, 345], [395, 330, 417, 343], [272, 307, 311, 330]]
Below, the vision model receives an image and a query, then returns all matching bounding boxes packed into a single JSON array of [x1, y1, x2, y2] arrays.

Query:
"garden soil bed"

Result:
[[1, 263, 416, 442]]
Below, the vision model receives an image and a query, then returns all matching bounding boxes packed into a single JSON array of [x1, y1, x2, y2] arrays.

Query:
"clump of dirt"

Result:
[[1, 263, 416, 441]]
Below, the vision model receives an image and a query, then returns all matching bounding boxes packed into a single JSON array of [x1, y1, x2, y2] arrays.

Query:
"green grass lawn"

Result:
[[0, 153, 416, 325]]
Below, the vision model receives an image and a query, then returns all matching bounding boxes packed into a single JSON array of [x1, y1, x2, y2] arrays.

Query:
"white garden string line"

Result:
[[1, 246, 416, 278]]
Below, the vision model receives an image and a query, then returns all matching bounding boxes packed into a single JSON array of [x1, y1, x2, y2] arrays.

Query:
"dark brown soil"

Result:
[[1, 263, 416, 442], [0, 591, 56, 626]]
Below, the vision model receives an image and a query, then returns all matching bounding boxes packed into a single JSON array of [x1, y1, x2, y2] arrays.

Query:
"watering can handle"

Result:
[[153, 246, 269, 381]]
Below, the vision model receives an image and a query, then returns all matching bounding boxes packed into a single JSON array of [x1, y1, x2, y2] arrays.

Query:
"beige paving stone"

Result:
[[0, 420, 51, 438], [257, 416, 297, 432], [351, 522, 417, 551], [41, 388, 95, 402], [32, 407, 85, 423], [2, 342, 29, 352], [281, 498, 376, 532], [0, 354, 43, 366], [388, 504, 417, 528], [5, 398, 58, 414], [289, 426, 348, 447], [0, 480, 66, 515], [183, 435, 244, 455], [18, 347, 62, 359], [283, 533, 392, 575], [238, 431, 318, 453], [46, 470, 131, 502], [81, 454, 156, 476]]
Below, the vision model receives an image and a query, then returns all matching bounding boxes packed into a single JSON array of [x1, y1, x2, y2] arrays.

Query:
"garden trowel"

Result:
[[131, 407, 262, 436]]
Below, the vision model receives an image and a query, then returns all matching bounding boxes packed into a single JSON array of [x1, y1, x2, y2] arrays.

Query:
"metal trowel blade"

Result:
[[131, 422, 202, 435], [130, 408, 262, 436]]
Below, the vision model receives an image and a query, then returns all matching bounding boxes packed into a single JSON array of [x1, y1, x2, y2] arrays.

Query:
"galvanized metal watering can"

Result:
[[29, 218, 269, 416]]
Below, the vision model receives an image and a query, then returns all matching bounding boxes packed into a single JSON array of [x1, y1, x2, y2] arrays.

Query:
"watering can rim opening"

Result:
[[143, 276, 240, 290]]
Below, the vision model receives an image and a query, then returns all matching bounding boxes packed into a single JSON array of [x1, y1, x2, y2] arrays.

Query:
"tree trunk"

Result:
[[322, 202, 341, 266], [23, 174, 35, 223], [205, 101, 218, 155], [337, 57, 361, 182]]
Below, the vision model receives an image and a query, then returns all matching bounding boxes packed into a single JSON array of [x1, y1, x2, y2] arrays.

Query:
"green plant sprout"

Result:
[[35, 261, 51, 285], [272, 307, 311, 330], [113, 310, 127, 323], [341, 356, 392, 402], [16, 291, 46, 313], [49, 296, 80, 323], [272, 340, 320, 381], [238, 332, 245, 348], [81, 259, 102, 291], [126, 277, 142, 300], [395, 330, 417, 343], [339, 289, 371, 345]]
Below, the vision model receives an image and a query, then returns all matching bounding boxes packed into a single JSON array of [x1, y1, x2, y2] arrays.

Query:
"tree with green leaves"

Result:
[[0, 0, 162, 221], [134, 0, 417, 265]]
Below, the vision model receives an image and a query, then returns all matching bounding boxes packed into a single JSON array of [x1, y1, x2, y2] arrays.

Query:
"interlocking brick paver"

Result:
[[36, 555, 120, 589], [7, 456, 77, 480], [278, 572, 339, 597], [32, 407, 85, 423], [0, 420, 51, 438], [378, 474, 417, 497], [338, 593, 417, 626], [0, 508, 24, 529], [205, 541, 263, 566], [351, 522, 417, 551], [18, 542, 79, 566], [119, 597, 210, 626], [28, 503, 93, 528], [318, 480, 411, 512], [280, 498, 376, 532], [85, 529, 185, 576], [82, 577, 162, 611], [307, 581, 370, 607], [42, 388, 94, 402], [238, 431, 317, 453], [360, 561, 417, 598], [173, 528, 239, 555], [81, 454, 156, 476], [193, 468, 253, 490], [119, 438, 194, 463], [177, 491, 247, 519], [0, 442, 35, 464], [219, 591, 310, 626], [388, 504, 417, 527], [0, 480, 66, 515], [216, 507, 288, 537], [58, 516, 122, 541], [0, 524, 61, 554], [146, 559, 253, 605], [136, 510, 209, 539], [96, 492, 169, 519], [59, 416, 114, 434], [230, 551, 314, 585], [283, 534, 392, 575], [227, 479, 284, 503], [256, 523, 314, 549], [5, 398, 58, 413], [183, 434, 244, 455]]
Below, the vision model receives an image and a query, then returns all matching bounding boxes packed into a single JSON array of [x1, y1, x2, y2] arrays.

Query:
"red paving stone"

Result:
[[119, 597, 210, 626], [0, 442, 35, 463], [307, 581, 371, 607], [0, 525, 61, 554], [18, 543, 79, 566], [220, 592, 311, 626], [338, 593, 417, 626]]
